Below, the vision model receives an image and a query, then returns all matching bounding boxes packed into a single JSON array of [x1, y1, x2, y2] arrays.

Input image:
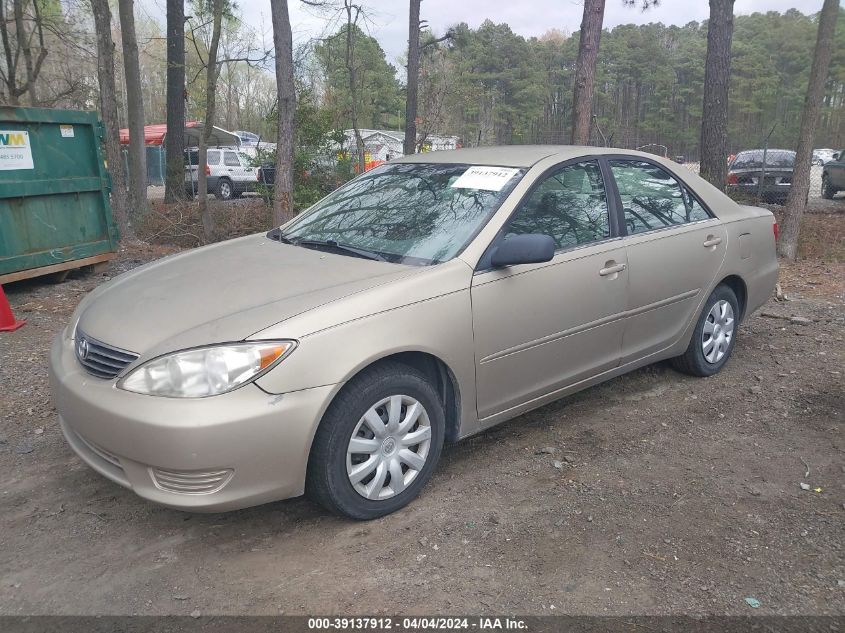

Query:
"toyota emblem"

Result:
[[77, 337, 90, 360]]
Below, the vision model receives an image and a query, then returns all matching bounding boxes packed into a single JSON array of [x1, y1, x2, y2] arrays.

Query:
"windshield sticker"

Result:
[[451, 166, 519, 191]]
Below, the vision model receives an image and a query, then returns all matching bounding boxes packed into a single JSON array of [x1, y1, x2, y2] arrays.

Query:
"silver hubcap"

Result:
[[702, 299, 734, 364], [346, 395, 431, 500], [221, 182, 230, 197]]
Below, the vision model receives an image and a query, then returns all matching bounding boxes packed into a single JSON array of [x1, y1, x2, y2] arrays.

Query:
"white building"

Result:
[[341, 129, 461, 162]]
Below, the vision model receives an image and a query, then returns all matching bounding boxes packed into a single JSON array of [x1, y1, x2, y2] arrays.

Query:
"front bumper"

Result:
[[49, 333, 336, 512]]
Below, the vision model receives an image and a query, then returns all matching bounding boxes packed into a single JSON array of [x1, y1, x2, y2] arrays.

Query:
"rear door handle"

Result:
[[703, 236, 722, 247], [599, 263, 626, 276]]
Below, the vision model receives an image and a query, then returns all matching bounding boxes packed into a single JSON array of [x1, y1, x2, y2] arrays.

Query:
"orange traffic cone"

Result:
[[0, 285, 26, 332]]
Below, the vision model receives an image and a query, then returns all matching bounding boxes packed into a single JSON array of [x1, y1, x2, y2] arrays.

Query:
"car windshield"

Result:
[[732, 150, 795, 169], [280, 163, 525, 265]]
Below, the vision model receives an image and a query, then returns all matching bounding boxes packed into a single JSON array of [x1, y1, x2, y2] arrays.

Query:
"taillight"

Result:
[[204, 164, 210, 176], [727, 172, 738, 185], [773, 220, 779, 242], [256, 167, 262, 180]]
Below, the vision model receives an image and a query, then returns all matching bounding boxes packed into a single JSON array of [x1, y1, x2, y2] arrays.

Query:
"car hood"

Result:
[[75, 234, 418, 357]]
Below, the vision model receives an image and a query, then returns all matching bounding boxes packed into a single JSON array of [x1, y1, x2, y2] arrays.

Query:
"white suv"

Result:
[[184, 148, 260, 200]]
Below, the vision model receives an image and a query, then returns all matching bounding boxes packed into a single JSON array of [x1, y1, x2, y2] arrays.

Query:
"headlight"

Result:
[[118, 341, 295, 398]]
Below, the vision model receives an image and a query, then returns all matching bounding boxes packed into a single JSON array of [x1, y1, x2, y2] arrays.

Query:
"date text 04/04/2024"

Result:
[[306, 617, 528, 630]]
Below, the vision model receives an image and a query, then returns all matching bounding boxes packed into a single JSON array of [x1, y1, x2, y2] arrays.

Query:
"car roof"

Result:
[[736, 149, 795, 155]]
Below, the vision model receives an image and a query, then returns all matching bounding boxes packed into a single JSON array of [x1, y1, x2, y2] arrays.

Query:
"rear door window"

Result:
[[609, 160, 710, 236], [224, 151, 241, 167]]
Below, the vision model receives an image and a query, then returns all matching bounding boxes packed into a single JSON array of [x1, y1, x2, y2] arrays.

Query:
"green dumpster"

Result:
[[0, 106, 119, 284]]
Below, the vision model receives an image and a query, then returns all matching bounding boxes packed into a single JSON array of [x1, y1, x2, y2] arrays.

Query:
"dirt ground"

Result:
[[0, 209, 843, 617]]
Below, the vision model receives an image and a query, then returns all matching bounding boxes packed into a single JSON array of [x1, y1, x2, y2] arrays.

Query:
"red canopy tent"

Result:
[[119, 122, 239, 147]]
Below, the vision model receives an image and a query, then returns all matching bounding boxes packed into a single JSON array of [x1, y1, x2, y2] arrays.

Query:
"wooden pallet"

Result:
[[0, 252, 115, 285]]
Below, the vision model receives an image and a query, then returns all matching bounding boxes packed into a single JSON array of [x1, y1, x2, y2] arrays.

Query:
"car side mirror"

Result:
[[834, 152, 840, 161], [490, 234, 555, 268]]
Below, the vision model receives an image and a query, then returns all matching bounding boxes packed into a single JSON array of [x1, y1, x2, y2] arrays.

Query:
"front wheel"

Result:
[[306, 362, 445, 519], [215, 178, 233, 200], [671, 285, 739, 377]]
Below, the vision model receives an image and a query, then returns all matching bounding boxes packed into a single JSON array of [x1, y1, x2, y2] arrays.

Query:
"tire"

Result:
[[306, 362, 445, 520], [822, 174, 836, 200], [215, 178, 233, 200], [671, 284, 739, 377]]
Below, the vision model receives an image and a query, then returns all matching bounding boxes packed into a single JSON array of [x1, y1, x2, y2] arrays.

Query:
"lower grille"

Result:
[[65, 425, 130, 487], [77, 435, 123, 470], [75, 330, 139, 379], [150, 467, 234, 495]]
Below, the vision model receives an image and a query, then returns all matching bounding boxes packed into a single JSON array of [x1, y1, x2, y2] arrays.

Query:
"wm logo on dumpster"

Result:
[[0, 132, 27, 147], [0, 130, 34, 170]]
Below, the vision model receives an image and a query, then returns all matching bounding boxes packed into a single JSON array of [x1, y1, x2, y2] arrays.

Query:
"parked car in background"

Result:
[[727, 149, 795, 203], [812, 148, 837, 166], [821, 149, 844, 199], [233, 130, 277, 159], [233, 130, 260, 147], [256, 162, 275, 187], [184, 147, 260, 200], [51, 146, 778, 519]]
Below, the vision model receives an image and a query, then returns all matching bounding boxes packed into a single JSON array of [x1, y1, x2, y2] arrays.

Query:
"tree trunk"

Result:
[[1, 0, 47, 105], [778, 0, 839, 260], [197, 0, 224, 242], [699, 0, 735, 191], [118, 0, 148, 216], [270, 0, 296, 226], [13, 0, 38, 104], [570, 0, 605, 145], [0, 1, 19, 104], [403, 0, 421, 156], [91, 0, 132, 240], [344, 1, 366, 173], [164, 0, 186, 203]]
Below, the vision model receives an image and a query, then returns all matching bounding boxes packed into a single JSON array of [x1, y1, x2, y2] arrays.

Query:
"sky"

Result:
[[141, 0, 829, 71]]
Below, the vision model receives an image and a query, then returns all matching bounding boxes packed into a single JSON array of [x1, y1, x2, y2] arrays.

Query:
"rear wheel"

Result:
[[822, 174, 836, 200], [215, 178, 233, 200], [306, 362, 445, 520], [671, 284, 739, 377]]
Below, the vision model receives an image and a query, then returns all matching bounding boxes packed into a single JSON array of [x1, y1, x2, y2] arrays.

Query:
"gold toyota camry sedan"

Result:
[[49, 146, 779, 519]]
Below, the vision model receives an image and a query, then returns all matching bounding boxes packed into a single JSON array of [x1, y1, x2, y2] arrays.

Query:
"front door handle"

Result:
[[599, 262, 627, 277], [703, 235, 723, 248]]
